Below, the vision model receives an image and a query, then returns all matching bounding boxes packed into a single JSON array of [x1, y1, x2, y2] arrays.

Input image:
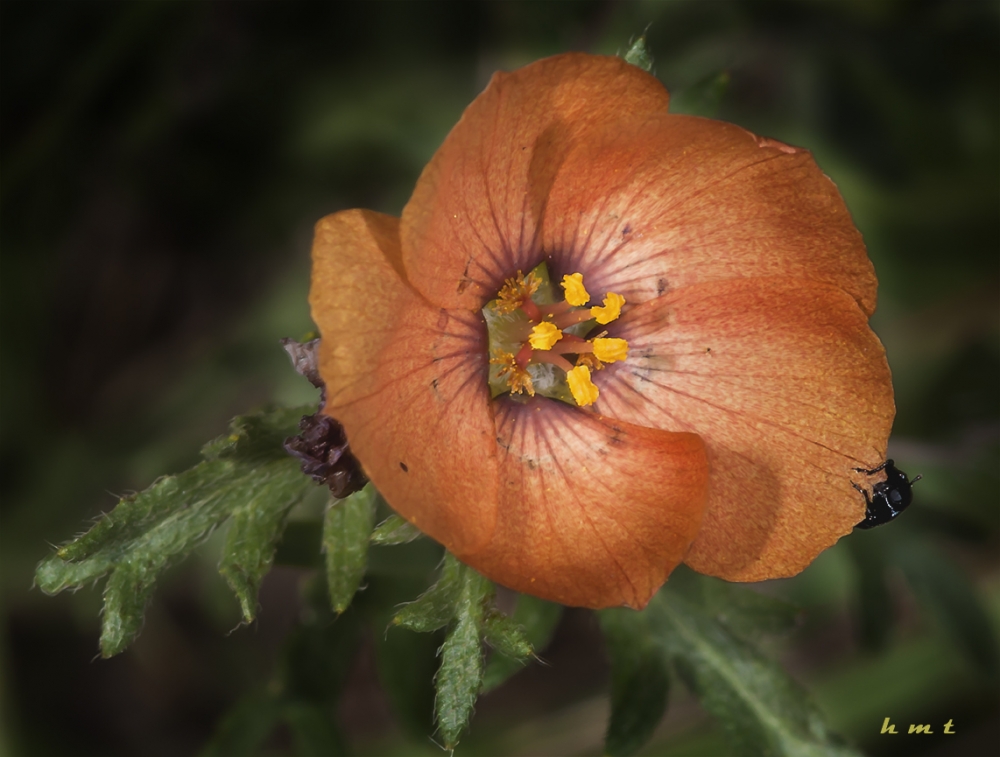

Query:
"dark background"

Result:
[[1, 1, 997, 755]]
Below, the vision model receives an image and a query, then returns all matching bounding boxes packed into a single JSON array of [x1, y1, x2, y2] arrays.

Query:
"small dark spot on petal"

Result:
[[656, 277, 667, 296], [622, 223, 632, 237], [399, 462, 409, 472]]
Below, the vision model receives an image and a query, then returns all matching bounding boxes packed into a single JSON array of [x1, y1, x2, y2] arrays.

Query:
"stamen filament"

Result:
[[531, 351, 575, 373], [549, 336, 593, 355], [540, 300, 574, 319], [552, 309, 596, 330], [520, 297, 541, 322], [514, 342, 534, 368]]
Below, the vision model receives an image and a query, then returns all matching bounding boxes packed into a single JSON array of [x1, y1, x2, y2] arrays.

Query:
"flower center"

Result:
[[482, 262, 628, 407]]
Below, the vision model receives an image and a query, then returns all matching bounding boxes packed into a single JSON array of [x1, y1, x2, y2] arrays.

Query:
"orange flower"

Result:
[[310, 53, 894, 609]]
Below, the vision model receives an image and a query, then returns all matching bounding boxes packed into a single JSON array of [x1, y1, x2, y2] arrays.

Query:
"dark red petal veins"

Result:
[[543, 114, 877, 315], [311, 210, 500, 555], [401, 53, 671, 310], [593, 277, 893, 581], [457, 397, 708, 609]]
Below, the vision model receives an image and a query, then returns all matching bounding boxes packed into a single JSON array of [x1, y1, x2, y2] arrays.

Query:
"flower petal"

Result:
[[594, 277, 894, 581], [543, 114, 877, 315], [456, 398, 708, 609], [401, 53, 671, 310], [311, 209, 499, 554]]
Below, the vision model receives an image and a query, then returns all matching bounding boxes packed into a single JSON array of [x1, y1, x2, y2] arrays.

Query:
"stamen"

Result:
[[561, 273, 590, 306], [591, 292, 625, 325], [491, 350, 535, 396], [531, 350, 574, 373], [528, 322, 562, 350], [566, 365, 599, 406], [592, 337, 628, 363], [520, 297, 542, 323], [548, 333, 588, 355], [495, 271, 541, 314], [575, 353, 604, 371], [551, 308, 597, 330]]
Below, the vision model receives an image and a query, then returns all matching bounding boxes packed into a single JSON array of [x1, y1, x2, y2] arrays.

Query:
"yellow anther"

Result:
[[592, 337, 629, 363], [495, 271, 541, 314], [567, 365, 599, 407], [528, 322, 562, 350], [591, 292, 625, 325], [576, 353, 604, 371], [561, 273, 590, 307], [491, 351, 535, 396]]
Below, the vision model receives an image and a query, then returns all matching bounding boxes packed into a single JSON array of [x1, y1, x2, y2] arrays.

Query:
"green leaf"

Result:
[[101, 555, 165, 658], [370, 514, 423, 545], [482, 608, 532, 660], [700, 577, 800, 643], [895, 538, 1000, 683], [393, 552, 465, 633], [599, 607, 670, 757], [35, 405, 316, 657], [649, 589, 861, 757], [219, 473, 312, 623], [623, 33, 653, 72], [481, 594, 562, 692], [323, 484, 377, 614], [435, 563, 492, 749]]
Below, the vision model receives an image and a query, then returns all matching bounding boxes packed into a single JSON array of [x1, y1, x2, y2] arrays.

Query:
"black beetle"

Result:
[[852, 459, 921, 529]]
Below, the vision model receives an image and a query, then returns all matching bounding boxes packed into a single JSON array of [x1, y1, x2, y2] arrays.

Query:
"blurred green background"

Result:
[[1, 1, 997, 755]]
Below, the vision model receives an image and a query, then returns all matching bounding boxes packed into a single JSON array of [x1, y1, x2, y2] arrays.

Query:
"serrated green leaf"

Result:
[[201, 405, 312, 463], [101, 554, 165, 657], [623, 33, 653, 72], [35, 406, 316, 656], [220, 472, 313, 623], [482, 594, 562, 693], [283, 701, 348, 757], [482, 609, 532, 660], [895, 538, 1000, 683], [436, 613, 482, 750], [700, 577, 800, 642], [435, 562, 492, 750], [393, 553, 465, 633], [323, 484, 377, 614], [649, 589, 861, 757], [370, 514, 423, 545], [599, 607, 670, 757]]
